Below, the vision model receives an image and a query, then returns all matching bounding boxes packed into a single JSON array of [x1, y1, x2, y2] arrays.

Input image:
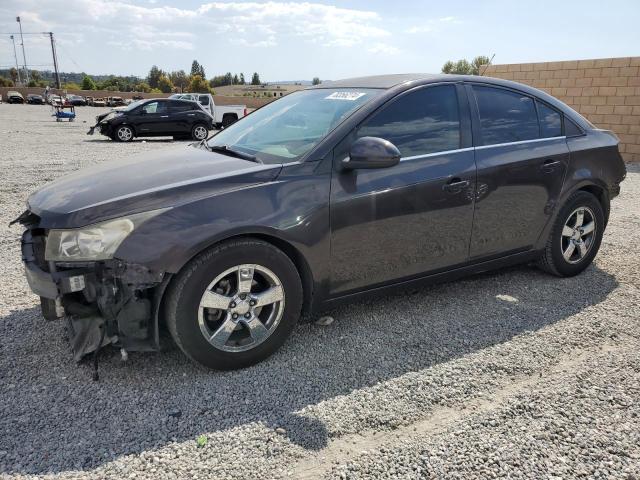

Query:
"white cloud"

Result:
[[5, 1, 390, 53], [367, 43, 400, 55], [406, 16, 459, 34]]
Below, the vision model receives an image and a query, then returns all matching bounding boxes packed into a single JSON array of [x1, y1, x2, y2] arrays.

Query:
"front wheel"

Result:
[[165, 239, 303, 370], [115, 125, 134, 142], [538, 191, 605, 277], [191, 123, 209, 141]]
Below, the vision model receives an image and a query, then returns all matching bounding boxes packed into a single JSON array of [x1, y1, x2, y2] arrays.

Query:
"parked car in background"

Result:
[[169, 93, 246, 128], [26, 94, 45, 105], [88, 98, 214, 141], [7, 91, 25, 104], [67, 95, 87, 106], [14, 74, 626, 370], [93, 98, 106, 107], [132, 94, 144, 101], [85, 96, 94, 106], [48, 95, 63, 106], [106, 96, 125, 107]]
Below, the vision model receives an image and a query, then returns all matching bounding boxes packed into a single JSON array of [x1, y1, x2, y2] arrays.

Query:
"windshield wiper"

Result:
[[208, 144, 262, 163]]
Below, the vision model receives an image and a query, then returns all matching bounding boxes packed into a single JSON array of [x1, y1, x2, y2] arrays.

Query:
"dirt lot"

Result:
[[0, 104, 638, 479]]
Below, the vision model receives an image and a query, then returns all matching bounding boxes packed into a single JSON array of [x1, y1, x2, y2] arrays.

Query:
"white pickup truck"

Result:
[[169, 93, 246, 128]]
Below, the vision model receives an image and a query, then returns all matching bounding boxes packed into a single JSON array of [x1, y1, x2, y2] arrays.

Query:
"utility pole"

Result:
[[9, 35, 22, 85], [49, 32, 61, 89], [16, 16, 30, 83]]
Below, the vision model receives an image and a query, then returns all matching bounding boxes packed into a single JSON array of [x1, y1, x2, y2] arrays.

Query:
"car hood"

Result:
[[27, 145, 282, 229]]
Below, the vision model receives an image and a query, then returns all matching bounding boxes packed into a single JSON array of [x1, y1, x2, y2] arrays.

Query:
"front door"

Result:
[[135, 100, 173, 135], [329, 84, 476, 295], [468, 84, 569, 259]]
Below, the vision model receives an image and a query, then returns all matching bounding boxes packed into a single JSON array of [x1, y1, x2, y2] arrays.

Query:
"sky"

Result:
[[0, 0, 639, 82]]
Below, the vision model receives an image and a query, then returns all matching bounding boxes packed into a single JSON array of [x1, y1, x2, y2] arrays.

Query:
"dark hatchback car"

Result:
[[88, 98, 214, 142], [67, 95, 87, 106], [15, 74, 625, 370], [27, 94, 45, 105]]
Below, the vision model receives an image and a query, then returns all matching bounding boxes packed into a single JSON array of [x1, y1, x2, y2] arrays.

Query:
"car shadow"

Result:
[[0, 263, 618, 474]]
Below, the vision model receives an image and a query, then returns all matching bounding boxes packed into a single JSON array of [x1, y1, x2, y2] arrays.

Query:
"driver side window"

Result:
[[142, 101, 167, 114], [358, 85, 461, 158]]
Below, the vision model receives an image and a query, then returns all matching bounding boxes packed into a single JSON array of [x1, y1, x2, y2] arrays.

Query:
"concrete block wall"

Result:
[[484, 57, 640, 162]]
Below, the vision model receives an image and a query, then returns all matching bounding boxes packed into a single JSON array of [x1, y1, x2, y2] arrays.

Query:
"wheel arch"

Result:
[[535, 179, 611, 250], [158, 231, 316, 323]]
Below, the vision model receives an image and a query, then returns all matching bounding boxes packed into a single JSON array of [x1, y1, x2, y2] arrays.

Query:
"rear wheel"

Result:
[[191, 123, 208, 141], [115, 125, 134, 142], [538, 191, 604, 277], [165, 239, 303, 370]]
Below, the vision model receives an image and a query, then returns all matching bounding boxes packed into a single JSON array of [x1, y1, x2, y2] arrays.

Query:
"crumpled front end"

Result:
[[16, 212, 169, 361], [87, 112, 117, 137]]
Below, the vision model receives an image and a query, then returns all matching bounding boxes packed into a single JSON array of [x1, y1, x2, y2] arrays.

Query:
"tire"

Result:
[[114, 125, 134, 142], [221, 114, 237, 128], [537, 191, 604, 277], [165, 239, 303, 370], [191, 123, 209, 141]]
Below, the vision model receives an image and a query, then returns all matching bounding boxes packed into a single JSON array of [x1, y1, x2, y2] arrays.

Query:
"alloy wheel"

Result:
[[198, 264, 285, 352], [117, 126, 133, 141], [560, 206, 596, 264], [193, 125, 207, 140]]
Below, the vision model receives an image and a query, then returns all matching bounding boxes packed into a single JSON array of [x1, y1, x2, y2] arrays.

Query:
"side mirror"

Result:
[[342, 137, 401, 170]]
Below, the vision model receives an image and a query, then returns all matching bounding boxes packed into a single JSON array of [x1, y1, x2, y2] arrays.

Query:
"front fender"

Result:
[[114, 161, 331, 294]]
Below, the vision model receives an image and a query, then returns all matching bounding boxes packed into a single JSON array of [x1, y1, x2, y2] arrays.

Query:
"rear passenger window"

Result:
[[358, 85, 460, 157], [537, 101, 562, 138], [473, 86, 539, 145], [564, 117, 583, 137], [171, 101, 195, 112]]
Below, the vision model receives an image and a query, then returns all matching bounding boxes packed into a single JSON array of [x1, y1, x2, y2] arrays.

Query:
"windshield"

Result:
[[206, 88, 381, 164], [124, 100, 144, 112]]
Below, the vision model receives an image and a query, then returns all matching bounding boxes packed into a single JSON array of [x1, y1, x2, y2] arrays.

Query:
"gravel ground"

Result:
[[0, 104, 638, 479]]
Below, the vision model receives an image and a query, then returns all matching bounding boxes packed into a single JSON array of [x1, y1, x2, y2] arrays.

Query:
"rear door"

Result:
[[169, 100, 198, 133], [329, 83, 476, 295], [468, 84, 569, 259]]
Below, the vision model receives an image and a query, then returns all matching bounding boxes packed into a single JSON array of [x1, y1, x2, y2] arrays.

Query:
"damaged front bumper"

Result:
[[21, 228, 169, 361]]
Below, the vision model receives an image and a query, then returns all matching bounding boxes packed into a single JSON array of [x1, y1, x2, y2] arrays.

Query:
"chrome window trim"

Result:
[[401, 146, 475, 162], [474, 136, 566, 151]]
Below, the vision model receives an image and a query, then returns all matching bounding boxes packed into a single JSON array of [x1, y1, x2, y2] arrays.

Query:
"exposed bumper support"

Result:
[[21, 229, 168, 361]]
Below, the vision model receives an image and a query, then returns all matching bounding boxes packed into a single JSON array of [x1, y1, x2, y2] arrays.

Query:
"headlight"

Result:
[[45, 210, 166, 262]]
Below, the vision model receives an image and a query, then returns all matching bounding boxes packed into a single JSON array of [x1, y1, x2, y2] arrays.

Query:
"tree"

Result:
[[233, 74, 239, 85], [147, 65, 164, 89], [312, 77, 321, 85], [251, 72, 261, 85], [169, 70, 188, 92], [0, 76, 14, 87], [63, 81, 82, 90], [239, 73, 245, 85], [134, 82, 151, 93], [157, 75, 174, 93], [191, 60, 205, 78], [81, 74, 96, 90], [442, 55, 492, 75], [187, 74, 210, 93], [9, 67, 18, 83], [471, 55, 491, 75]]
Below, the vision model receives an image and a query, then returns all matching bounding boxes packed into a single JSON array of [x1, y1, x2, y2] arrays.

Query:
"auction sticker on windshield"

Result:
[[325, 92, 367, 101]]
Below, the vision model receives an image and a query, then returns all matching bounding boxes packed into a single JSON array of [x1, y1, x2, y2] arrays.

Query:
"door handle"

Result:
[[541, 159, 561, 173], [442, 178, 470, 194], [160, 115, 169, 118]]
